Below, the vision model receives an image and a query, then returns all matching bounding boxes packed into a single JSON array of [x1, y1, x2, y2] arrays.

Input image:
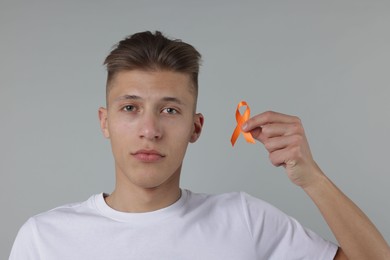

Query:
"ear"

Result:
[[98, 107, 110, 139], [190, 113, 204, 143]]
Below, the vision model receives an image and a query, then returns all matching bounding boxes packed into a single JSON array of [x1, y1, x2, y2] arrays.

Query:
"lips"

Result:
[[131, 149, 165, 162]]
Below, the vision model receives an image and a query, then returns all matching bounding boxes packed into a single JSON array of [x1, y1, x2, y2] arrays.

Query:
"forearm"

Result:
[[304, 168, 390, 260], [243, 111, 390, 258]]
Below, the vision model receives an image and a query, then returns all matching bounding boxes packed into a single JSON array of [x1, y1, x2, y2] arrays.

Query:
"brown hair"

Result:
[[103, 31, 201, 99]]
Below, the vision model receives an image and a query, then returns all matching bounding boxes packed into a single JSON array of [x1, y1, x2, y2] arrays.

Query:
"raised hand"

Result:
[[242, 111, 322, 188]]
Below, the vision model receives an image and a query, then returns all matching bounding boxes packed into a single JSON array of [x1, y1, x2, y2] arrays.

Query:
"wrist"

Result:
[[301, 165, 329, 194], [302, 170, 338, 207]]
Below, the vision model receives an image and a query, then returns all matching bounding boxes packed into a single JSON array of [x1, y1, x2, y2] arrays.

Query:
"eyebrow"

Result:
[[114, 95, 184, 105], [161, 96, 183, 105], [114, 95, 141, 102]]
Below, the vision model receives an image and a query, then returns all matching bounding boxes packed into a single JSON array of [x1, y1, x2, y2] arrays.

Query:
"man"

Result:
[[10, 31, 390, 259]]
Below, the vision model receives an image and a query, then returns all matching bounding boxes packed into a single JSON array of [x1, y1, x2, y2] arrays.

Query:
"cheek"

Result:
[[165, 119, 193, 138], [108, 118, 136, 145]]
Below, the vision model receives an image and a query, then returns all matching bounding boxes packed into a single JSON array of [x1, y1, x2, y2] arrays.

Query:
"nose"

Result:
[[138, 112, 163, 141]]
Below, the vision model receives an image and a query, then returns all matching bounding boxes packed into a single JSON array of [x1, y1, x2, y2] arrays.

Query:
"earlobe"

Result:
[[98, 107, 110, 139], [190, 113, 204, 143]]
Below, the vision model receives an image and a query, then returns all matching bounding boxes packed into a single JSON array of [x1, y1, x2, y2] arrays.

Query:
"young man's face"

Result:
[[99, 70, 203, 192]]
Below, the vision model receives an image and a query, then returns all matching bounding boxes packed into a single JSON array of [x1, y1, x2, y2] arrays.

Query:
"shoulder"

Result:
[[183, 190, 297, 230], [24, 194, 100, 228], [10, 195, 101, 258], [185, 190, 276, 210], [183, 190, 282, 220]]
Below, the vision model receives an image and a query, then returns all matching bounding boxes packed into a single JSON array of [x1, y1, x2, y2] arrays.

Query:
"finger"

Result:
[[263, 135, 300, 153], [268, 148, 286, 167], [261, 122, 304, 138], [250, 122, 304, 142], [242, 111, 301, 132], [268, 146, 300, 167]]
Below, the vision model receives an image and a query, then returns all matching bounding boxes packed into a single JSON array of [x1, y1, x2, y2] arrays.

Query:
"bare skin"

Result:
[[243, 111, 390, 260], [99, 69, 390, 259], [99, 70, 203, 213]]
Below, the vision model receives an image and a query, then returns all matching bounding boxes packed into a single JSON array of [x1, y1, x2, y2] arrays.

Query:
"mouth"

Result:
[[131, 149, 165, 162]]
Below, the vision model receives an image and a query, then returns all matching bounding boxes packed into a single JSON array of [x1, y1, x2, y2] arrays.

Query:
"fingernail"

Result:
[[242, 123, 248, 131]]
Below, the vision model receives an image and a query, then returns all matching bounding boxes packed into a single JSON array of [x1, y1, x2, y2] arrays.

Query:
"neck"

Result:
[[105, 168, 182, 213], [106, 186, 181, 213]]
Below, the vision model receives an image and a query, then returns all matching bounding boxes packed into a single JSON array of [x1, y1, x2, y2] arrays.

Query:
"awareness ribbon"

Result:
[[231, 101, 256, 146]]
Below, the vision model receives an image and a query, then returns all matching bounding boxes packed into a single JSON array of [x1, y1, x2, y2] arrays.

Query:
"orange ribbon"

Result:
[[231, 101, 255, 146]]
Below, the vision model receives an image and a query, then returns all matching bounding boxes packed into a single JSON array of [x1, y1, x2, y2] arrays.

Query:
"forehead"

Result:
[[107, 70, 196, 104]]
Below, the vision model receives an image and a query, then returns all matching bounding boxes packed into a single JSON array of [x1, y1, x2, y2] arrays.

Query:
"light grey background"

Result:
[[1, 0, 389, 258]]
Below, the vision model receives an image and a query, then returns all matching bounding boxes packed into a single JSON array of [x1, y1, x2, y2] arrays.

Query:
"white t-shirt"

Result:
[[10, 190, 338, 259]]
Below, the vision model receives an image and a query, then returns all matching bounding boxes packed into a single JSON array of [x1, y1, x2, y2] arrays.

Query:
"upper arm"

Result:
[[9, 218, 40, 259]]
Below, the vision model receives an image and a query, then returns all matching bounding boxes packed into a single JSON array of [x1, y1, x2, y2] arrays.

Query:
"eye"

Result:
[[122, 105, 136, 112], [162, 108, 178, 114]]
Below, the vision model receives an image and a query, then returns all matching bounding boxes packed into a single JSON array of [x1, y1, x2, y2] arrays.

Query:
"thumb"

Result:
[[249, 127, 266, 144]]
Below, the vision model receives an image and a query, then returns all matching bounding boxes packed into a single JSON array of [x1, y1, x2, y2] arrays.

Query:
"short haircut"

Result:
[[103, 31, 202, 101]]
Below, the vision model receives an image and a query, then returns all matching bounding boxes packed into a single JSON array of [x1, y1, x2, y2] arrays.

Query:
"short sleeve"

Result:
[[9, 218, 40, 260], [240, 192, 338, 259]]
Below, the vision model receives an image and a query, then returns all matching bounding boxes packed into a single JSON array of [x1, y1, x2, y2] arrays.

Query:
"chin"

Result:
[[132, 179, 173, 190], [117, 163, 181, 190], [131, 172, 177, 190]]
